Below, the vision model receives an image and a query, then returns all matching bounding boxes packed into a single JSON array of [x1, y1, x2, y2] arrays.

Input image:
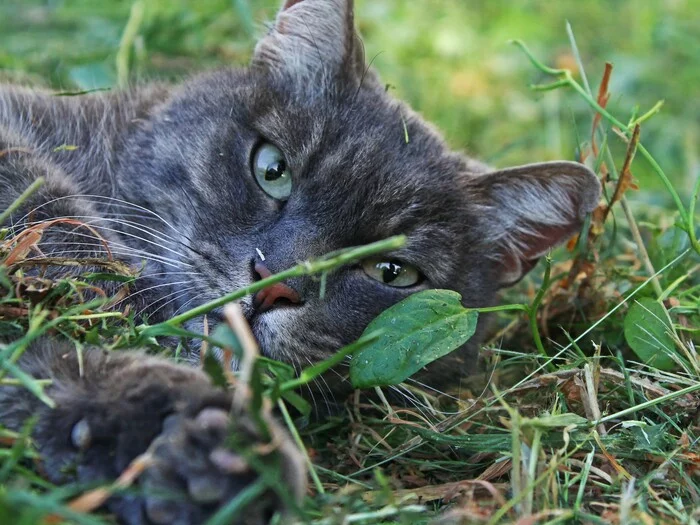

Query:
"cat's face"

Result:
[[118, 0, 600, 372]]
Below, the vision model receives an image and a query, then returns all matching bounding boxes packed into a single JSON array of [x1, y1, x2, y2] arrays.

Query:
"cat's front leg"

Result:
[[3, 340, 306, 525]]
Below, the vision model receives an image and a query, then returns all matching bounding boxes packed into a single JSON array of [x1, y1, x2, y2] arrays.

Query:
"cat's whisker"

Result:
[[325, 364, 349, 385], [60, 218, 188, 261], [405, 377, 466, 403], [63, 214, 184, 247], [171, 291, 207, 317], [137, 285, 198, 320], [15, 215, 186, 260], [314, 378, 333, 416], [390, 384, 462, 417], [387, 385, 436, 420], [15, 194, 180, 236], [16, 210, 197, 260], [134, 271, 203, 279], [26, 230, 194, 268], [288, 359, 319, 417], [22, 244, 191, 270], [304, 383, 320, 418], [111, 280, 195, 308]]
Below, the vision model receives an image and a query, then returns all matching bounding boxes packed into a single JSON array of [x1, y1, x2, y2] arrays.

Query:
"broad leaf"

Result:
[[350, 290, 478, 388], [623, 298, 677, 371]]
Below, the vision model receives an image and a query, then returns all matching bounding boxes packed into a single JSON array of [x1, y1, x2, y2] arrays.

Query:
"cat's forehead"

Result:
[[250, 76, 463, 183], [250, 74, 473, 241]]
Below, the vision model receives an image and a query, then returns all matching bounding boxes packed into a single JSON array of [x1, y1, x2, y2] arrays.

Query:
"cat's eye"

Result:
[[252, 142, 292, 200], [362, 258, 421, 288]]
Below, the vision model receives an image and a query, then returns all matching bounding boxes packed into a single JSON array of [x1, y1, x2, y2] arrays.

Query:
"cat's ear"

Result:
[[470, 161, 601, 287], [252, 0, 363, 80]]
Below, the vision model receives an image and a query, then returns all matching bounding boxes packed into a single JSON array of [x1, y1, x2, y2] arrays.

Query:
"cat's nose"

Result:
[[252, 262, 301, 313]]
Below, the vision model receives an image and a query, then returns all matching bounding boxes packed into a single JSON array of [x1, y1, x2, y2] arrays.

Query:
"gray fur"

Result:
[[0, 0, 600, 522]]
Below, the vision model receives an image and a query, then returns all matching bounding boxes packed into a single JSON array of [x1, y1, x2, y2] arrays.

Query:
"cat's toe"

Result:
[[138, 406, 272, 524]]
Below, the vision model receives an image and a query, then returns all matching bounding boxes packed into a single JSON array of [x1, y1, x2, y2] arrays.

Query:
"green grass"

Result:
[[1, 1, 699, 524]]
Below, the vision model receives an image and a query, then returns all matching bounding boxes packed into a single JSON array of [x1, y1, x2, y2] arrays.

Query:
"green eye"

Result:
[[252, 142, 292, 200], [362, 258, 421, 288]]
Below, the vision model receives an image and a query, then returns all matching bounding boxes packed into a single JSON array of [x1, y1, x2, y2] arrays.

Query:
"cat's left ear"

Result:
[[468, 161, 601, 287], [252, 0, 364, 80]]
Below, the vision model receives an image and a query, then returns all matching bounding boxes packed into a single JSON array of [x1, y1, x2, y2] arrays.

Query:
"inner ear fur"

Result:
[[252, 0, 364, 81], [469, 161, 601, 286]]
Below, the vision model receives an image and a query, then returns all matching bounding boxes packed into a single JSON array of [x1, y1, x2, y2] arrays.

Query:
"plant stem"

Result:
[[598, 380, 700, 424], [511, 40, 690, 229], [279, 331, 382, 393], [688, 171, 700, 254], [528, 257, 554, 370], [141, 236, 406, 330], [116, 2, 144, 87], [475, 303, 528, 314], [277, 399, 325, 495], [0, 177, 45, 226]]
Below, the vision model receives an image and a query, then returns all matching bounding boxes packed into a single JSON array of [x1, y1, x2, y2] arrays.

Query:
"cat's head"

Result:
[[120, 0, 600, 376]]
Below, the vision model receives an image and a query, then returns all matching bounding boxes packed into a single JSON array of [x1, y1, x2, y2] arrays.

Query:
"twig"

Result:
[[225, 303, 258, 410]]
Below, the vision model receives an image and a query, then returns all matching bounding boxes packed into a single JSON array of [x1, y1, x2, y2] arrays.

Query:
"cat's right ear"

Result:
[[251, 0, 364, 81]]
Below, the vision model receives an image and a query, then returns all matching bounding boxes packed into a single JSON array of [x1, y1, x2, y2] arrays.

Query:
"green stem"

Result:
[[630, 99, 665, 127], [565, 74, 688, 223], [141, 236, 405, 330], [0, 177, 45, 226], [511, 40, 689, 227], [597, 380, 700, 424], [277, 399, 325, 495], [279, 331, 382, 393], [528, 257, 553, 369], [525, 428, 542, 515], [116, 1, 144, 87], [688, 172, 700, 254], [205, 477, 268, 525], [475, 303, 528, 314]]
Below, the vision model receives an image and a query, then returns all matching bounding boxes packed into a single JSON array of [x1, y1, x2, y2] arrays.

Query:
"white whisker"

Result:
[[171, 292, 207, 317], [15, 194, 180, 235], [24, 230, 193, 268], [405, 377, 466, 403], [112, 280, 195, 307], [137, 286, 198, 319]]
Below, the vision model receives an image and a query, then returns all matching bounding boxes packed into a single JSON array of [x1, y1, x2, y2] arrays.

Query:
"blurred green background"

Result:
[[1, 0, 698, 203]]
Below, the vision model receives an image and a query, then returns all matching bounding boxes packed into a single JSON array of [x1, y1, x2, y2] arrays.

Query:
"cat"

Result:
[[0, 0, 601, 523]]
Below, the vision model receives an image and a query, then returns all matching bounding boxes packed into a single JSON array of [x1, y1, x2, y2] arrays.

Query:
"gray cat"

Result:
[[0, 0, 600, 523]]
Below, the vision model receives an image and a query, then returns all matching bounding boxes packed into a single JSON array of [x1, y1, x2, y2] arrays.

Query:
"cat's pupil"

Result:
[[381, 262, 402, 283], [265, 160, 286, 181]]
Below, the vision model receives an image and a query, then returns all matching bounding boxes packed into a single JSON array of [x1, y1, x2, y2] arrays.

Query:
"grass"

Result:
[[1, 1, 699, 524]]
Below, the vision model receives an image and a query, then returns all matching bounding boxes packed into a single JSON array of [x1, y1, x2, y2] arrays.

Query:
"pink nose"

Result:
[[253, 263, 301, 313]]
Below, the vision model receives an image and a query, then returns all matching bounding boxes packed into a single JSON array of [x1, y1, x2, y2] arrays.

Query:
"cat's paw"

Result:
[[30, 350, 305, 525], [114, 407, 304, 525]]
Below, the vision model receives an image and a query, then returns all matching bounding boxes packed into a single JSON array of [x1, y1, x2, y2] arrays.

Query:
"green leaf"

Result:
[[211, 324, 244, 358], [624, 298, 678, 371], [281, 390, 311, 418], [202, 350, 228, 389], [350, 290, 478, 388], [81, 272, 135, 284], [524, 413, 588, 429], [624, 422, 670, 454]]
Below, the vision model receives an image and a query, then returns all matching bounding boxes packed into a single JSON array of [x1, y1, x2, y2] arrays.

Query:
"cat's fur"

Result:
[[0, 0, 601, 523]]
